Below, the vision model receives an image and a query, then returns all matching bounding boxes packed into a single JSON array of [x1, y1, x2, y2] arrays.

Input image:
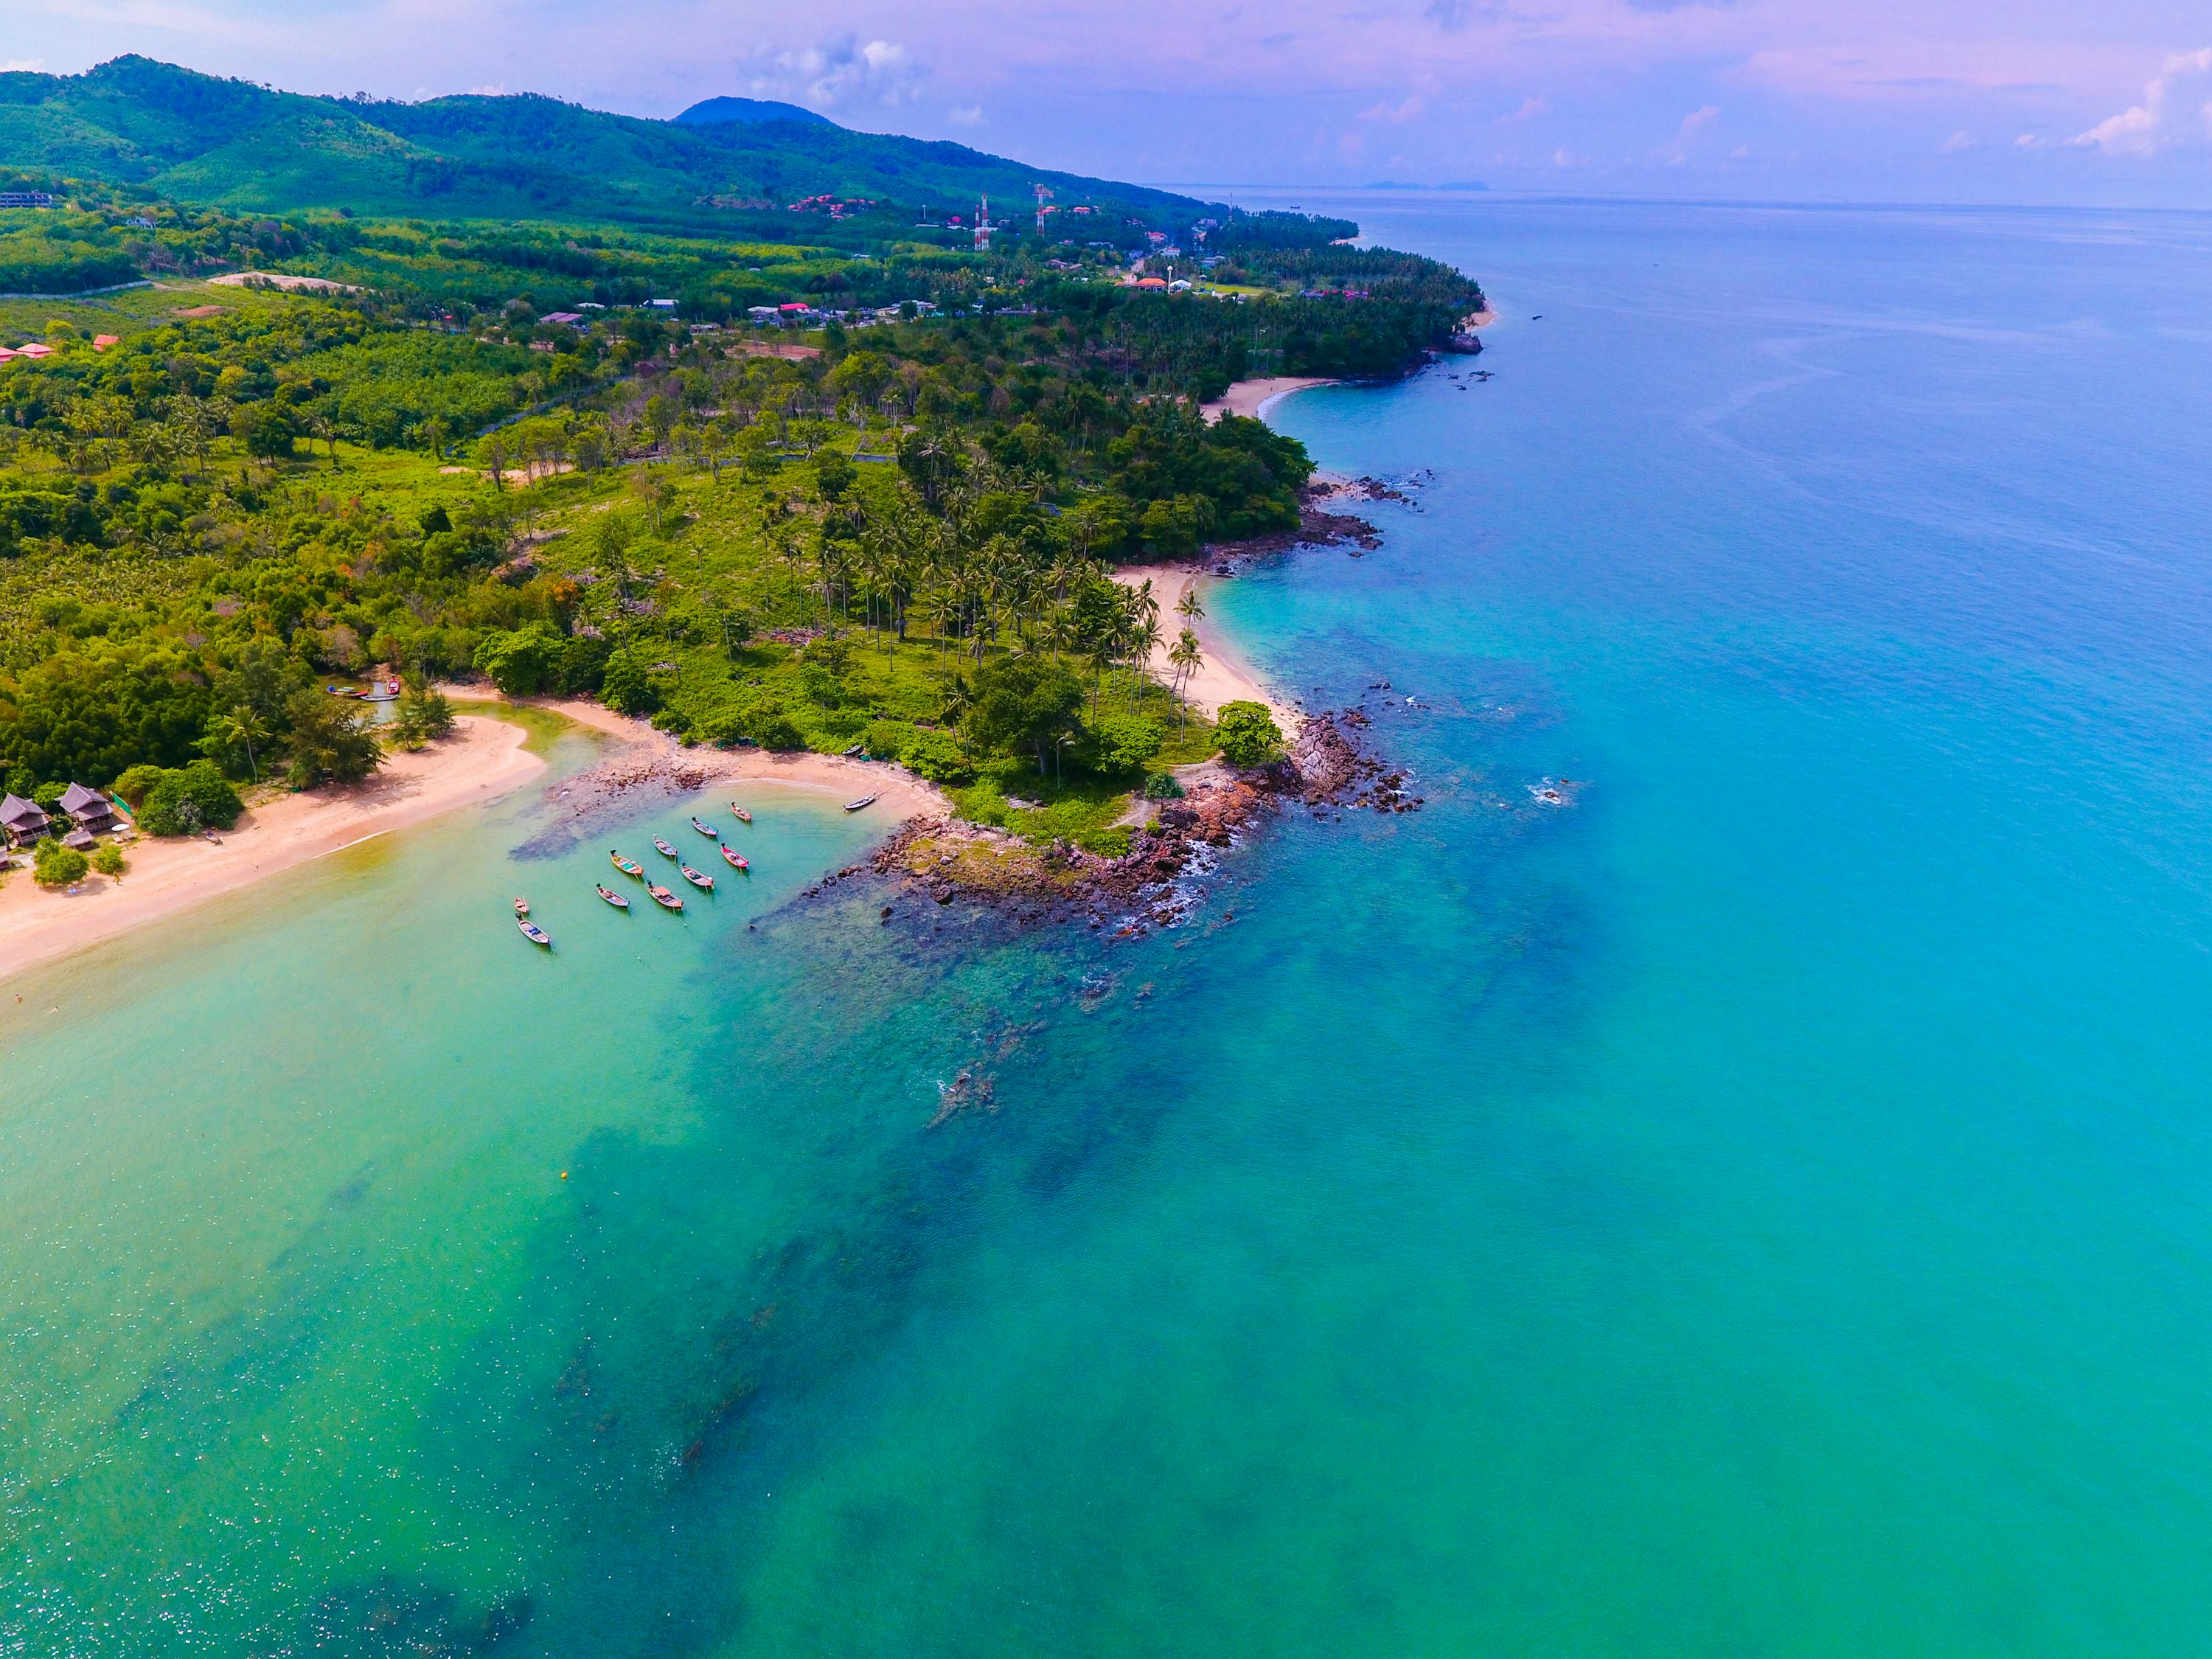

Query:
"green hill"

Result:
[[0, 56, 1204, 228], [673, 97, 830, 128]]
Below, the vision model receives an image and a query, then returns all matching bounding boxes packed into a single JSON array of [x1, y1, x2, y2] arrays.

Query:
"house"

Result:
[[15, 342, 54, 359], [0, 793, 50, 847], [92, 334, 119, 350], [0, 191, 57, 208], [539, 311, 585, 326], [0, 348, 18, 362], [61, 829, 97, 854], [58, 783, 117, 835]]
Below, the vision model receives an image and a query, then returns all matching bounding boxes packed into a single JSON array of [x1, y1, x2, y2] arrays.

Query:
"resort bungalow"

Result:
[[58, 783, 118, 836], [0, 793, 50, 847]]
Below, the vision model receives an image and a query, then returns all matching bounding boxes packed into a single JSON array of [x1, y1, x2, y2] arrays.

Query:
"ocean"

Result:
[[8, 195, 2212, 1655]]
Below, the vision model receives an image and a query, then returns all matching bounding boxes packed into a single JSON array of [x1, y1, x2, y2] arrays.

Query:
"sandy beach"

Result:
[[1200, 376, 1335, 424], [1110, 564, 1304, 738], [450, 692, 954, 824], [0, 715, 543, 987]]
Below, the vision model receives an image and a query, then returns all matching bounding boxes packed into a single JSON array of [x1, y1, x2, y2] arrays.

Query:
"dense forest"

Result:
[[0, 175, 1483, 855]]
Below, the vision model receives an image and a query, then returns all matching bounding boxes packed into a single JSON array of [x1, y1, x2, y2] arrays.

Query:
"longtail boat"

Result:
[[595, 883, 630, 909], [512, 897, 530, 917], [610, 850, 645, 878], [680, 863, 714, 891], [729, 804, 752, 824], [518, 919, 552, 947], [647, 883, 685, 911], [844, 794, 877, 813], [720, 844, 749, 871], [652, 836, 678, 858], [690, 815, 717, 837]]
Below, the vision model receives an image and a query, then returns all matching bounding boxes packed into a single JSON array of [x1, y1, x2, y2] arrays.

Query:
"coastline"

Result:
[[447, 691, 954, 827], [1110, 563, 1304, 738], [0, 714, 543, 987], [1199, 375, 1335, 424]]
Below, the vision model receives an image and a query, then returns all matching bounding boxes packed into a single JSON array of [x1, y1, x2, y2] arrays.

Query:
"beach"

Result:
[[0, 714, 542, 986], [1111, 563, 1304, 737], [1200, 375, 1335, 424]]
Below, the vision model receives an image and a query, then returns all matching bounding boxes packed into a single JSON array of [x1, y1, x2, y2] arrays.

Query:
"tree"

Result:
[[139, 762, 244, 835], [1168, 627, 1203, 737], [90, 843, 125, 877], [242, 405, 298, 462], [283, 689, 385, 787], [815, 450, 856, 502], [390, 683, 456, 750], [206, 704, 269, 782], [1092, 714, 1164, 773], [1215, 700, 1284, 768], [33, 838, 88, 887], [599, 650, 660, 716], [966, 655, 1085, 776], [471, 622, 565, 696]]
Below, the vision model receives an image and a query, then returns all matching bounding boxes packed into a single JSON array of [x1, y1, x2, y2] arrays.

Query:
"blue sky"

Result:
[[9, 0, 2212, 205]]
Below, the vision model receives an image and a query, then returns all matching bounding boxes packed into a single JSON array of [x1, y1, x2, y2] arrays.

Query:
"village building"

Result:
[[58, 783, 119, 835], [0, 793, 51, 848]]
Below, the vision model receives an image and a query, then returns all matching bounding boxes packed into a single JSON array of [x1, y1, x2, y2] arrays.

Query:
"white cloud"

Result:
[[2014, 132, 2045, 148], [1938, 129, 1976, 153], [1359, 91, 1425, 122], [2074, 47, 2212, 156], [1496, 94, 1548, 122], [467, 83, 507, 96], [947, 103, 985, 126], [748, 34, 923, 110], [0, 58, 46, 73], [1676, 102, 1719, 137]]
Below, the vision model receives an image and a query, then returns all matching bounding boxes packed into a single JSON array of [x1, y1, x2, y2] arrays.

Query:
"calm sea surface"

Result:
[[9, 197, 2212, 1655]]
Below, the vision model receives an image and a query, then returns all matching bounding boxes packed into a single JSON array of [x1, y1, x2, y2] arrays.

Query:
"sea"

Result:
[[8, 195, 2212, 1656]]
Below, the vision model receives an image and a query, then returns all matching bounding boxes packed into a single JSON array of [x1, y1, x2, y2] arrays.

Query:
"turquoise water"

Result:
[[10, 198, 2212, 1653]]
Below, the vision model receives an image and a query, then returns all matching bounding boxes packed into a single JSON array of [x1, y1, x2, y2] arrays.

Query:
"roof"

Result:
[[0, 793, 49, 827], [62, 829, 97, 852], [16, 342, 54, 358], [59, 782, 111, 815], [92, 334, 119, 349]]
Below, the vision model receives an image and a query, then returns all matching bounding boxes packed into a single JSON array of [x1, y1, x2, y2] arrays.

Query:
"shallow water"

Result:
[[9, 197, 2212, 1655]]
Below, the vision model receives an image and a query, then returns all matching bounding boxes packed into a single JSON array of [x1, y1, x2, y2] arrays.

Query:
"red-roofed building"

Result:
[[92, 334, 119, 350], [16, 342, 55, 358]]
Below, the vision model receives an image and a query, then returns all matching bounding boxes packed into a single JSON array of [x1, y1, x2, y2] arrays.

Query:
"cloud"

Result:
[[2015, 132, 2045, 148], [1938, 129, 1976, 154], [1496, 94, 1548, 122], [0, 58, 46, 73], [1359, 91, 1425, 122], [947, 103, 985, 125], [2074, 48, 2212, 156], [1676, 102, 1719, 136], [747, 33, 923, 110], [467, 83, 507, 96]]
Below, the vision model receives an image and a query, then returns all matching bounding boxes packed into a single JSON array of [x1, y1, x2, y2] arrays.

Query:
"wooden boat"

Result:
[[680, 863, 714, 891], [652, 836, 678, 858], [729, 804, 752, 824], [610, 849, 645, 878], [647, 883, 685, 911], [689, 815, 717, 837], [844, 794, 877, 813], [512, 897, 530, 917], [595, 883, 630, 909], [720, 844, 749, 871], [518, 919, 552, 947]]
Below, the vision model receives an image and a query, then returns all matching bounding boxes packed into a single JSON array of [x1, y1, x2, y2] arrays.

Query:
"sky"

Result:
[[6, 0, 2212, 206]]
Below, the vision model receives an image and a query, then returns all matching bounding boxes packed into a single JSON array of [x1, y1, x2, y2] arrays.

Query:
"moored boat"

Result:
[[652, 836, 678, 858], [844, 794, 877, 812], [729, 804, 752, 824], [690, 815, 717, 837], [720, 844, 749, 871], [518, 919, 552, 947], [595, 883, 630, 909], [610, 849, 645, 877], [680, 863, 714, 891], [512, 897, 530, 917], [648, 883, 685, 911]]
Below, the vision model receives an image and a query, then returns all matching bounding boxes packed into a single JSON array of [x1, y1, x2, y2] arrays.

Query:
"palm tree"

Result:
[[1169, 628, 1203, 739], [1176, 583, 1205, 626], [213, 704, 269, 782]]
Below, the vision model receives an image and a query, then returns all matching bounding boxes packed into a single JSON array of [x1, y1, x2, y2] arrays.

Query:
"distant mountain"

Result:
[[674, 96, 832, 128], [0, 56, 1203, 227]]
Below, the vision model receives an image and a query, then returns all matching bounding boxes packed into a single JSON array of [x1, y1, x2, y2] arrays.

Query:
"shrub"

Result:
[[90, 844, 125, 877], [139, 762, 246, 835], [756, 713, 807, 751], [1216, 700, 1285, 768], [1144, 771, 1186, 800], [471, 621, 564, 696], [864, 719, 914, 761], [900, 729, 973, 783], [599, 650, 660, 715], [111, 764, 166, 807], [33, 839, 88, 886], [1092, 714, 1164, 774]]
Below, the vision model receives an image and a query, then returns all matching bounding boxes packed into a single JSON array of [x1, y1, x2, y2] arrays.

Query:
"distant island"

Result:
[[0, 57, 1485, 951]]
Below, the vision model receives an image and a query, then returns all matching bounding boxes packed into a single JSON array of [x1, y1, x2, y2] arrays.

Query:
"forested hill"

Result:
[[0, 56, 1206, 229]]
